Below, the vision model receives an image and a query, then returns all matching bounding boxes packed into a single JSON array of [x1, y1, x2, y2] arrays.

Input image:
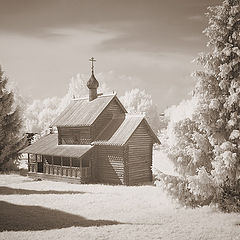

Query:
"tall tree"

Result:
[[157, 0, 240, 212], [0, 66, 25, 171], [120, 88, 161, 133]]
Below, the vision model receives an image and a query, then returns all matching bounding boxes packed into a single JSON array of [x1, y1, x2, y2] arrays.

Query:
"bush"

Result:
[[217, 178, 240, 213], [0, 158, 20, 173]]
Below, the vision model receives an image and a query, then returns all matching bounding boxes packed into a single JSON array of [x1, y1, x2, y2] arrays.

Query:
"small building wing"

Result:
[[50, 94, 127, 127], [93, 115, 160, 146], [19, 134, 92, 158]]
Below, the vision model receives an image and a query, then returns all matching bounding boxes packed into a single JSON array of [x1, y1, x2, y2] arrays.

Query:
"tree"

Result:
[[157, 0, 240, 212], [24, 97, 62, 133], [0, 66, 25, 171], [120, 88, 160, 133]]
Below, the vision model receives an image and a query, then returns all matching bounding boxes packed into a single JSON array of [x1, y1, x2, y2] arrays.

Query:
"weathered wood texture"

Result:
[[58, 127, 91, 145], [91, 99, 125, 140], [123, 146, 129, 185], [95, 145, 125, 184], [127, 121, 153, 185]]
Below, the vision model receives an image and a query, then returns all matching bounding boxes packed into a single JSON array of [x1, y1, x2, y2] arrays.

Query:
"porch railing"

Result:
[[43, 164, 91, 179], [29, 163, 37, 173]]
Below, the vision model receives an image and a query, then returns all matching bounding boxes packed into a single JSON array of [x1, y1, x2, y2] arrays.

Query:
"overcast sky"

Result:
[[0, 0, 221, 111]]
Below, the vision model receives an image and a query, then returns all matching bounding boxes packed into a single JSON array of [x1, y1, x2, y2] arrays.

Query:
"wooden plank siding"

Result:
[[58, 127, 91, 145], [95, 145, 126, 185], [126, 121, 153, 185], [91, 99, 125, 140]]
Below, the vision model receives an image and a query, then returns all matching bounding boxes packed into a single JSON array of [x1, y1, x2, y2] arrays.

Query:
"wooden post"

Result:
[[70, 157, 72, 177], [35, 154, 37, 172], [61, 156, 63, 176], [89, 157, 91, 177], [80, 158, 82, 179], [27, 153, 29, 172], [41, 155, 44, 173], [52, 156, 54, 174]]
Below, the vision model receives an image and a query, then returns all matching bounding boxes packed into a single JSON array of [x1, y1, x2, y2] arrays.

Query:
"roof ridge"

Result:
[[125, 113, 145, 118], [72, 93, 116, 101], [72, 96, 88, 101], [97, 93, 116, 98]]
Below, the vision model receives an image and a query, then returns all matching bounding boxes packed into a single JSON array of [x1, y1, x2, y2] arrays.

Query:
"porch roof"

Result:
[[19, 134, 93, 158]]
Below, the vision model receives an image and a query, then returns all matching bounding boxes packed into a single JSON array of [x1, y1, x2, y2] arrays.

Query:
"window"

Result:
[[62, 136, 76, 144]]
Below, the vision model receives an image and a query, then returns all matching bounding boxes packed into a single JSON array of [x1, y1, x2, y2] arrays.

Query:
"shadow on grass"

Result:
[[0, 187, 87, 195], [0, 201, 121, 231]]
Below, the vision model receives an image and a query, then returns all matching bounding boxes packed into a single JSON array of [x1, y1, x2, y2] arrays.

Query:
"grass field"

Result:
[[0, 174, 239, 240]]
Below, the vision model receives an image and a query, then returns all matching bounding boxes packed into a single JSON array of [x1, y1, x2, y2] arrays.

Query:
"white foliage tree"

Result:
[[157, 0, 240, 212], [24, 97, 61, 134], [120, 88, 160, 133]]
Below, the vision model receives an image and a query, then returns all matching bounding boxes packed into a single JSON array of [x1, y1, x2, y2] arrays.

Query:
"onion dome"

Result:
[[87, 73, 99, 89]]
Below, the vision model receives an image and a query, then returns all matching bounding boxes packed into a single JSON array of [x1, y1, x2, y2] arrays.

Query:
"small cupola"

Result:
[[87, 57, 99, 101]]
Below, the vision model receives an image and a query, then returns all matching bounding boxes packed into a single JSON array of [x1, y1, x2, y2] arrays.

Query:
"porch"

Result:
[[28, 154, 92, 183]]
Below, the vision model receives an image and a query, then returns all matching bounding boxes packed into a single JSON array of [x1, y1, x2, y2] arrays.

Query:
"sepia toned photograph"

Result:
[[0, 0, 239, 239]]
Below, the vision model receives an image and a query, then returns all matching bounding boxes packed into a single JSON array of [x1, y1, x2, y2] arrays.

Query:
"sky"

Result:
[[0, 0, 221, 111]]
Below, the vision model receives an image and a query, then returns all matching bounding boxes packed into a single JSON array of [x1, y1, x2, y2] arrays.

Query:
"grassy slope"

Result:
[[0, 175, 239, 240]]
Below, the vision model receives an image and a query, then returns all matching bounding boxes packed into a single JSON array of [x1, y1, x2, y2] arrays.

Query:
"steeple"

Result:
[[87, 57, 99, 101]]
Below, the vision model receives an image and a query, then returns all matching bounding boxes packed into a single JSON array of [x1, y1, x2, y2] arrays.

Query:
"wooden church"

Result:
[[20, 58, 160, 185]]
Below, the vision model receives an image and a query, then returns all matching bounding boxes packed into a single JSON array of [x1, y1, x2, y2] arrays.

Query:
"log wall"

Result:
[[91, 99, 125, 140], [94, 145, 126, 184], [127, 121, 153, 185], [58, 127, 91, 145]]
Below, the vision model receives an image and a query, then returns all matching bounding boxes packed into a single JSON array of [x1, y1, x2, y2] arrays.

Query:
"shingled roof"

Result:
[[19, 134, 92, 158], [93, 115, 160, 146], [50, 94, 127, 127]]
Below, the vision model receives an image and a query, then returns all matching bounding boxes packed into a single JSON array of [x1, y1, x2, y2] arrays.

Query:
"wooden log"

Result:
[[70, 157, 72, 177], [80, 158, 82, 178], [27, 153, 30, 172], [51, 156, 54, 174], [61, 156, 63, 176]]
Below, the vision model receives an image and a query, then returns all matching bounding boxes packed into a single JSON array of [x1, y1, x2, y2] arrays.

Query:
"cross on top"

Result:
[[89, 57, 96, 73]]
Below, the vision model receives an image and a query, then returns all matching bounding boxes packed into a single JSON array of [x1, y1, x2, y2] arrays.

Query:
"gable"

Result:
[[127, 120, 157, 145], [91, 97, 126, 139], [93, 115, 160, 146]]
